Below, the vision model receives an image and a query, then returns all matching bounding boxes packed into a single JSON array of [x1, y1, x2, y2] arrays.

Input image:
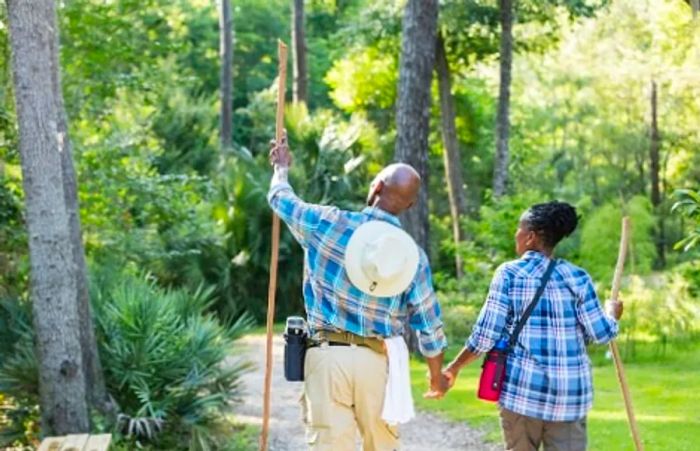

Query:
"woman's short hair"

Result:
[[521, 201, 579, 248]]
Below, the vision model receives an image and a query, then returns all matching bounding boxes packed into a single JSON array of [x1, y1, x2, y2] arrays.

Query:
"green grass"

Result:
[[411, 343, 700, 450]]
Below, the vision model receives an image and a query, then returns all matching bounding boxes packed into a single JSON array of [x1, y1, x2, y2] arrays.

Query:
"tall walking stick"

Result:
[[609, 217, 644, 451], [260, 40, 287, 451]]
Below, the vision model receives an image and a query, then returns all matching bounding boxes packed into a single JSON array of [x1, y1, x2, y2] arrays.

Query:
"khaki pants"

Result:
[[500, 407, 587, 451], [301, 345, 399, 451]]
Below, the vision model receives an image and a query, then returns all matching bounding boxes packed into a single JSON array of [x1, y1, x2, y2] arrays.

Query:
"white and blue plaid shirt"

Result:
[[467, 250, 618, 421], [268, 174, 447, 357]]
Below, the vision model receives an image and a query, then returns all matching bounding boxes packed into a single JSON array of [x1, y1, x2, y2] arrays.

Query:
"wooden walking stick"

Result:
[[608, 217, 644, 451], [260, 40, 287, 451]]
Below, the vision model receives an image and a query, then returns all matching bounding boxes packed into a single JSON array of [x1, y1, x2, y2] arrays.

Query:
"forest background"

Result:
[[1, 0, 699, 449]]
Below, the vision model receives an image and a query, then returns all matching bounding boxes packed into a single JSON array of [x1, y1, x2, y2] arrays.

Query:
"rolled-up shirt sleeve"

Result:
[[576, 273, 619, 345], [466, 264, 512, 354], [406, 252, 447, 358]]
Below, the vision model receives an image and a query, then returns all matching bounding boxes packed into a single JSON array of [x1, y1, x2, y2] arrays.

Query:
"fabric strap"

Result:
[[507, 259, 557, 351]]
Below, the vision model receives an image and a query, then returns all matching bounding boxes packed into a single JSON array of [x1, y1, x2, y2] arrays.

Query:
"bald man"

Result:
[[268, 134, 447, 451]]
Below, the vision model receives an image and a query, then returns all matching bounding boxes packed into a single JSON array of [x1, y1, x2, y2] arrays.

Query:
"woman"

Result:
[[444, 201, 623, 451]]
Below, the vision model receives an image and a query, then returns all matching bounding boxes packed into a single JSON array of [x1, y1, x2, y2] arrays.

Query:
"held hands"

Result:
[[423, 371, 451, 400], [269, 130, 292, 169], [423, 362, 461, 400]]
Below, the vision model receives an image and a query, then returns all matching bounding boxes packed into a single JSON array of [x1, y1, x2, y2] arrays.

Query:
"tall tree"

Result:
[[394, 0, 439, 252], [219, 0, 234, 149], [435, 31, 467, 279], [291, 0, 308, 104], [649, 79, 665, 266], [492, 0, 514, 198], [7, 0, 89, 434], [48, 7, 109, 413]]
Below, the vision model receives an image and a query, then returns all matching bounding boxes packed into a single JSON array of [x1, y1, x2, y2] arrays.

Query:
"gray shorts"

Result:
[[499, 406, 587, 451]]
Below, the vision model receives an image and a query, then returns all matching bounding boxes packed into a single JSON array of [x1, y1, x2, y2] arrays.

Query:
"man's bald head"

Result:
[[366, 163, 421, 215]]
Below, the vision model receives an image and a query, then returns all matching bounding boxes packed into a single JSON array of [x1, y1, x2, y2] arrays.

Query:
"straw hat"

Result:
[[344, 220, 420, 297]]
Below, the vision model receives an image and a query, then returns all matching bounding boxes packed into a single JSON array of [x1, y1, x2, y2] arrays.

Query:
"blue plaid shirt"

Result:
[[467, 250, 618, 421], [268, 178, 447, 357]]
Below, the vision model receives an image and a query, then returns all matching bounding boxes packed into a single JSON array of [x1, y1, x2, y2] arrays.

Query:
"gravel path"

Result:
[[233, 335, 499, 451]]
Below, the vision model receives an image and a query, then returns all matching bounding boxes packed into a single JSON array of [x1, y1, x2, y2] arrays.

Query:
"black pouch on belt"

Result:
[[284, 316, 307, 382]]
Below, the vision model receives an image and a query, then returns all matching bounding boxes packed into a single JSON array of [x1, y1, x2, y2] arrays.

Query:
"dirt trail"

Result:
[[233, 335, 499, 451]]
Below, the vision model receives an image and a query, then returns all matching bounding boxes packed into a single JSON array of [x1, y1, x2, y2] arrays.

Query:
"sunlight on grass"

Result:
[[410, 344, 700, 450]]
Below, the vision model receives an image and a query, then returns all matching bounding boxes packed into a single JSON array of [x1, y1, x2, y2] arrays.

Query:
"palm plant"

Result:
[[0, 269, 253, 450], [91, 271, 254, 449], [672, 188, 700, 252]]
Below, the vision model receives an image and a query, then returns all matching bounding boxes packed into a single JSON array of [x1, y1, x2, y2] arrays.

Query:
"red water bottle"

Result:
[[477, 339, 509, 402]]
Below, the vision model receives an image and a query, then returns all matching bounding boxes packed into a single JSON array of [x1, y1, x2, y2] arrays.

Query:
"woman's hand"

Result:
[[442, 365, 459, 389], [423, 371, 450, 399]]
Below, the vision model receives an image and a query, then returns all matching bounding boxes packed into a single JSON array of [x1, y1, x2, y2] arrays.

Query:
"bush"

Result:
[[618, 272, 700, 357], [0, 299, 40, 447], [91, 271, 254, 449], [672, 188, 700, 252], [441, 303, 481, 344], [579, 195, 656, 284], [0, 270, 254, 450]]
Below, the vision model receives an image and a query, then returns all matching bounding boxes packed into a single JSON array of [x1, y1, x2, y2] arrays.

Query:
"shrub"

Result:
[[0, 270, 254, 450], [672, 188, 700, 252], [579, 195, 656, 285], [441, 303, 481, 344], [91, 271, 254, 449], [618, 273, 700, 357], [0, 299, 40, 447]]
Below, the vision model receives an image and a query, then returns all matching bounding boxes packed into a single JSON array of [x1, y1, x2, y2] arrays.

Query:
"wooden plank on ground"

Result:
[[83, 434, 112, 451], [59, 434, 89, 451], [38, 436, 65, 451]]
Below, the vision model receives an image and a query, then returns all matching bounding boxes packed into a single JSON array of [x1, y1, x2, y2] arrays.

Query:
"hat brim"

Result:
[[344, 221, 420, 297]]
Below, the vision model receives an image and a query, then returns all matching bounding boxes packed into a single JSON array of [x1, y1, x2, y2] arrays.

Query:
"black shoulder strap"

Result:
[[508, 259, 557, 350]]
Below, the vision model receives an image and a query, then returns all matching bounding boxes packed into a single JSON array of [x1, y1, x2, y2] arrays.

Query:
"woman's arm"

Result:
[[443, 347, 481, 387], [443, 264, 512, 388]]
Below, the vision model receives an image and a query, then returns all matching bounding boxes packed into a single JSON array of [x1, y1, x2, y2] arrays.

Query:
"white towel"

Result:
[[381, 336, 415, 425]]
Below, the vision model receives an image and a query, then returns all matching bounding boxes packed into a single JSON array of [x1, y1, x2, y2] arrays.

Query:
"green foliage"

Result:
[[0, 176, 26, 298], [0, 299, 39, 447], [91, 270, 254, 449], [619, 274, 700, 355], [176, 96, 375, 321], [325, 46, 398, 114], [0, 271, 254, 450], [672, 188, 700, 252], [579, 196, 656, 284]]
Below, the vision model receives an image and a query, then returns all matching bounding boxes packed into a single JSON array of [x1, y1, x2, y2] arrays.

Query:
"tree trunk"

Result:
[[47, 8, 109, 414], [649, 80, 664, 267], [7, 0, 89, 435], [395, 0, 438, 353], [219, 0, 234, 150], [394, 0, 439, 254], [291, 0, 308, 104], [492, 0, 514, 198], [435, 32, 467, 279], [692, 0, 699, 19]]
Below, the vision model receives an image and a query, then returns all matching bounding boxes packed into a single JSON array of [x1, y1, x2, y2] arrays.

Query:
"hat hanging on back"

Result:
[[344, 220, 420, 297]]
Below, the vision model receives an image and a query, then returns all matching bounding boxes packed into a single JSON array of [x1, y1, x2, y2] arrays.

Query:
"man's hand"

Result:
[[605, 299, 623, 320], [423, 371, 450, 400], [442, 364, 459, 390], [269, 130, 292, 169]]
